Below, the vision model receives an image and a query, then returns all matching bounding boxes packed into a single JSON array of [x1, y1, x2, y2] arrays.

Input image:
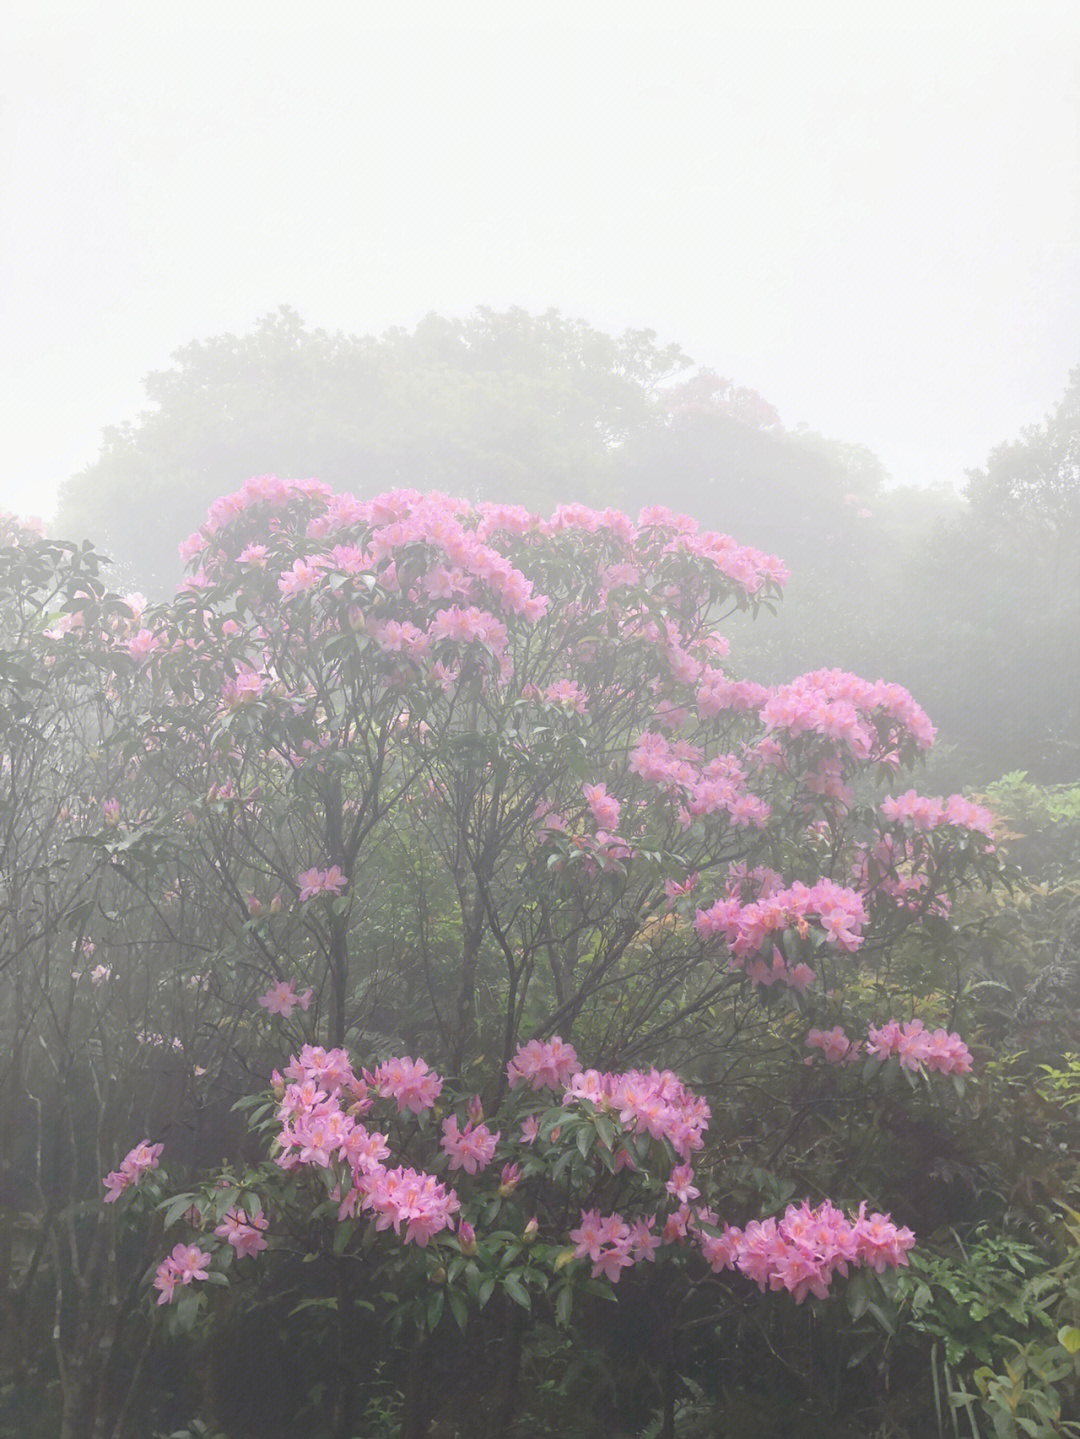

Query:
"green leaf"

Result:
[[289, 1296, 339, 1318], [555, 1284, 573, 1328], [426, 1290, 444, 1332], [503, 1272, 531, 1310], [159, 1193, 199, 1230], [447, 1288, 468, 1331], [1059, 1325, 1080, 1353], [593, 1113, 615, 1150]]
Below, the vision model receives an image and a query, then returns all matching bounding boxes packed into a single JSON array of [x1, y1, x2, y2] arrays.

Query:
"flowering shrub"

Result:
[[2, 482, 1012, 1434], [123, 1036, 918, 1340]]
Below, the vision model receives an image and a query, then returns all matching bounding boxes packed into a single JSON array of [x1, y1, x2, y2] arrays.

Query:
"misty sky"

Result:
[[2, 1, 1078, 524]]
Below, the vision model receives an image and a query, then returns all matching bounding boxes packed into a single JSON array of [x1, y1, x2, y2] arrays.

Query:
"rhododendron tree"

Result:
[[2, 482, 1013, 1437], [57, 477, 1005, 1436]]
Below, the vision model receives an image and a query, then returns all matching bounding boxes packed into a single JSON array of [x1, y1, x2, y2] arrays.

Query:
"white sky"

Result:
[[3, 0, 1078, 524]]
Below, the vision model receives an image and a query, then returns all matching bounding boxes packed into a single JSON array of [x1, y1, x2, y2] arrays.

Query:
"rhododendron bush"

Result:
[[1, 487, 1008, 1437]]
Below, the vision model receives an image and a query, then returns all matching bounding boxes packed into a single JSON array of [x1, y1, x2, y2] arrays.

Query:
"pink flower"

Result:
[[373, 1056, 443, 1113], [545, 679, 588, 713], [665, 1164, 700, 1204], [169, 1242, 212, 1285], [582, 782, 620, 831], [257, 978, 313, 1018], [126, 628, 159, 663], [153, 1261, 180, 1306], [805, 1027, 855, 1063], [440, 1115, 500, 1175], [102, 1139, 164, 1202], [506, 1037, 580, 1091], [296, 866, 348, 902], [499, 1162, 521, 1196], [214, 1208, 268, 1258]]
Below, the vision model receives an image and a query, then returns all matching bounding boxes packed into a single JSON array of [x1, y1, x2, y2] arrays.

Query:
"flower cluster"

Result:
[[866, 1019, 972, 1074], [561, 1067, 710, 1160], [214, 1208, 269, 1258], [628, 733, 770, 831], [296, 866, 348, 902], [880, 789, 995, 839], [257, 978, 313, 1018], [758, 669, 936, 759], [698, 1199, 915, 1303], [804, 1027, 860, 1063], [506, 1037, 580, 1090], [371, 1055, 444, 1113], [440, 1115, 500, 1174], [102, 1140, 163, 1203], [153, 1243, 212, 1305], [361, 1166, 461, 1246], [569, 1210, 661, 1282], [693, 877, 868, 988]]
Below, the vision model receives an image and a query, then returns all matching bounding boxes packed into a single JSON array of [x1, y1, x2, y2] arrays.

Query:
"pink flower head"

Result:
[[805, 1027, 855, 1063], [296, 866, 348, 903], [214, 1207, 269, 1258], [373, 1056, 443, 1113], [257, 978, 313, 1018], [103, 1139, 164, 1202], [440, 1115, 500, 1175], [506, 1036, 580, 1091], [169, 1242, 212, 1285], [582, 782, 621, 831]]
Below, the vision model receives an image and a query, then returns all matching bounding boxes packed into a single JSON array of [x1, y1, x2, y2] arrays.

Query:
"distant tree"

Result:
[[771, 367, 1080, 785], [55, 307, 692, 595], [613, 370, 882, 569], [965, 362, 1080, 578]]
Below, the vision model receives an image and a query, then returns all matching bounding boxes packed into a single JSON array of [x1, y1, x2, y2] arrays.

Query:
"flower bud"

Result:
[[466, 1094, 484, 1125], [522, 1216, 539, 1245], [428, 1265, 446, 1285], [269, 893, 282, 914], [458, 1221, 477, 1256], [498, 1162, 521, 1197]]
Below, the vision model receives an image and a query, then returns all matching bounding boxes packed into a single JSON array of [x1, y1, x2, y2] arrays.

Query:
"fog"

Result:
[[4, 9, 1080, 1436], [3, 0, 1078, 522]]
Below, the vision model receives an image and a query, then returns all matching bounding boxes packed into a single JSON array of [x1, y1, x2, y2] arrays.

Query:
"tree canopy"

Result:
[[56, 307, 872, 599]]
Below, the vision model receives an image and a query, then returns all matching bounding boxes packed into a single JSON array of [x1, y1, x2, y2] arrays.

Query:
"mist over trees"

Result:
[[56, 309, 1080, 785]]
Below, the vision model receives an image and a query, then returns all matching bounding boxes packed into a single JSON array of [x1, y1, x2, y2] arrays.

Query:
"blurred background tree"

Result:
[[56, 306, 1078, 782]]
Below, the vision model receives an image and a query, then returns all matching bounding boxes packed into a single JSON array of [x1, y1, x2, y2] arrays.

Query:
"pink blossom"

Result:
[[126, 628, 159, 663], [582, 782, 620, 830], [440, 1115, 500, 1174], [372, 1056, 443, 1113], [506, 1037, 580, 1091], [214, 1208, 269, 1258], [296, 866, 348, 902], [805, 1027, 858, 1063], [865, 1019, 972, 1075], [102, 1140, 164, 1203], [257, 978, 313, 1019]]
